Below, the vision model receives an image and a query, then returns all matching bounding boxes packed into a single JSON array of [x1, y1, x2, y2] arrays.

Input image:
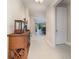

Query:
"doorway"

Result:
[[55, 3, 67, 45], [34, 16, 46, 39], [35, 23, 46, 35]]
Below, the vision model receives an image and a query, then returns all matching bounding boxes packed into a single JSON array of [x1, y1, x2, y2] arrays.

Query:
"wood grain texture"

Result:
[[8, 31, 30, 59]]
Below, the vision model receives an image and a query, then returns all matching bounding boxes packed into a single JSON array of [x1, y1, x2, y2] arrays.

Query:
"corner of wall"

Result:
[[65, 41, 71, 46], [45, 39, 56, 48]]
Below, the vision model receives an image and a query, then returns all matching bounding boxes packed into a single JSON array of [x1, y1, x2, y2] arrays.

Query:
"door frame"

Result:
[[54, 0, 63, 46]]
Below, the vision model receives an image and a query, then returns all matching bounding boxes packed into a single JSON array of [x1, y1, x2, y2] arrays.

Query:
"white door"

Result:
[[56, 7, 67, 44]]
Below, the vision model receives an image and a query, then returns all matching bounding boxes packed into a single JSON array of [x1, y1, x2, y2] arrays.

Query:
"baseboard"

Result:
[[45, 39, 55, 47], [65, 41, 71, 46]]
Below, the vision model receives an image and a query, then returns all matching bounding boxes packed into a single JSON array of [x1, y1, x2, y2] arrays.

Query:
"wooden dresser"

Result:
[[8, 31, 30, 59]]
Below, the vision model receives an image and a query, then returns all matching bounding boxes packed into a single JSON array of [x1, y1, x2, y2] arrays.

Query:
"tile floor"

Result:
[[28, 35, 71, 59]]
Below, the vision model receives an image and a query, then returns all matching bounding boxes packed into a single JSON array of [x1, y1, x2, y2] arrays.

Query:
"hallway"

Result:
[[7, 0, 71, 59], [28, 36, 71, 59]]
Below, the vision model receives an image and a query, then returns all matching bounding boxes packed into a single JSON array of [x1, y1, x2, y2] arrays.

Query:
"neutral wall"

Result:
[[7, 0, 25, 34], [30, 18, 35, 35], [45, 7, 55, 47], [45, 0, 62, 47], [67, 3, 71, 44], [35, 16, 45, 23], [25, 8, 30, 29]]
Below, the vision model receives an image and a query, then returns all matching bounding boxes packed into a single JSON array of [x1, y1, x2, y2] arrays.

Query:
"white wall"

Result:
[[30, 18, 35, 35], [25, 8, 30, 29], [35, 16, 45, 23], [7, 0, 25, 34], [67, 3, 71, 44], [45, 0, 62, 47], [45, 6, 55, 47]]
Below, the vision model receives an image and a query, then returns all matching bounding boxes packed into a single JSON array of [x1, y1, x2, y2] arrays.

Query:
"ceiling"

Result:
[[21, 0, 54, 17], [57, 0, 71, 7]]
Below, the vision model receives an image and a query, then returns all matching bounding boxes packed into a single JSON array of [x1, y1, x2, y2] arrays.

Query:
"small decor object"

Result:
[[14, 20, 25, 34], [23, 18, 28, 32], [24, 24, 27, 32]]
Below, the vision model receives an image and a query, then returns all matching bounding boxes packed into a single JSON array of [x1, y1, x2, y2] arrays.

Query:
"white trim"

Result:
[[65, 41, 71, 46], [51, 0, 62, 7], [45, 39, 55, 47]]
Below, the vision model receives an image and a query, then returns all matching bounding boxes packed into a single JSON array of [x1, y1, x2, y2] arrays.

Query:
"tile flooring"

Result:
[[28, 35, 71, 59]]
